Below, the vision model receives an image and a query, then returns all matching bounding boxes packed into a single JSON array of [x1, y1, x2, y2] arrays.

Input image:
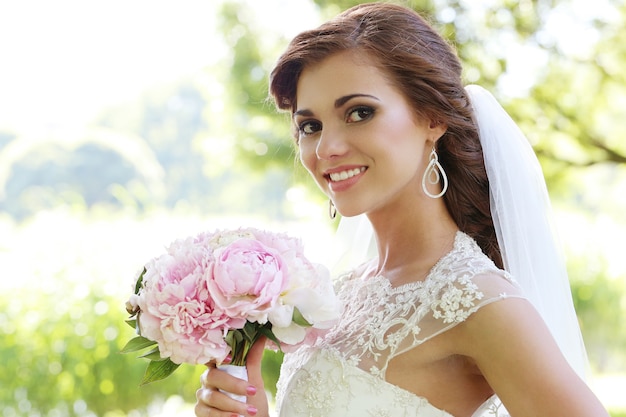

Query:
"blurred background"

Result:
[[0, 0, 625, 416]]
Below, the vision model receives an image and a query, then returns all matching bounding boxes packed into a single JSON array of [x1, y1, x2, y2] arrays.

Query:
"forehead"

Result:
[[295, 51, 396, 108]]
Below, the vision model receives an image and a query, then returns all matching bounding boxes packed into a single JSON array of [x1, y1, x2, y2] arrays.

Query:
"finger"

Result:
[[200, 367, 255, 399], [194, 393, 234, 417], [245, 337, 266, 369], [193, 399, 211, 417], [200, 366, 214, 388], [195, 387, 252, 416], [243, 338, 267, 390]]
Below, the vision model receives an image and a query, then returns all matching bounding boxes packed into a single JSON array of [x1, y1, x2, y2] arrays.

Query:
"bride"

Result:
[[194, 3, 609, 416]]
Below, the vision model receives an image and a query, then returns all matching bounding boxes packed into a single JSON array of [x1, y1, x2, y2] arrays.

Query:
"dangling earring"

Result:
[[422, 148, 448, 199], [328, 199, 337, 220]]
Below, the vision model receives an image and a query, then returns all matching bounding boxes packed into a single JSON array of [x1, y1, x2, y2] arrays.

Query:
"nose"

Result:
[[315, 126, 349, 160]]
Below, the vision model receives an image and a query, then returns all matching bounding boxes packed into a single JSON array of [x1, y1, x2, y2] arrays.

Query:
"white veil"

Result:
[[330, 84, 588, 379]]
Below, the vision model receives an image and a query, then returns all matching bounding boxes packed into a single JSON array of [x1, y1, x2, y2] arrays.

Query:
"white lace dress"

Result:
[[275, 232, 523, 417]]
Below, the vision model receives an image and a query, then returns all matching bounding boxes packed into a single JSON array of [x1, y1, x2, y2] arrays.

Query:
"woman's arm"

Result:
[[460, 297, 609, 417]]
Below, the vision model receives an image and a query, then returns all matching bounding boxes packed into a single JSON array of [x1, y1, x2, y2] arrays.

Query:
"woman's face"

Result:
[[294, 51, 445, 217]]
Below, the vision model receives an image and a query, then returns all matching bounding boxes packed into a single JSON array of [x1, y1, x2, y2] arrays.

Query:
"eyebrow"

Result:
[[293, 93, 379, 117]]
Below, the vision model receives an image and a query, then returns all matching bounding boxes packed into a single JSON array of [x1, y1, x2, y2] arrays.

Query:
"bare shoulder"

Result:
[[452, 291, 609, 417]]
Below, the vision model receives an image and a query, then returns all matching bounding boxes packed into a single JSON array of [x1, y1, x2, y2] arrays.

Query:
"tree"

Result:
[[213, 0, 625, 174]]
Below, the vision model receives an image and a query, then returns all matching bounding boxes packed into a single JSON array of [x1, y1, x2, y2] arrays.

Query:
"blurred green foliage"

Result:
[[0, 277, 203, 416], [570, 257, 626, 372]]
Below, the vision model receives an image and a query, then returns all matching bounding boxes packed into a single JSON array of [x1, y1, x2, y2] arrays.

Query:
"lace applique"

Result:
[[474, 395, 511, 417], [431, 273, 484, 324], [310, 231, 517, 378], [287, 365, 342, 415]]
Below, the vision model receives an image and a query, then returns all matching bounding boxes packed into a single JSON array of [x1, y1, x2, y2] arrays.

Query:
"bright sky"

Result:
[[0, 0, 616, 134], [0, 1, 214, 130], [0, 0, 319, 133]]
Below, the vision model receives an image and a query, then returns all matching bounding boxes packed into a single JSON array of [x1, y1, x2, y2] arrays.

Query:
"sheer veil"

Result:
[[329, 84, 588, 379]]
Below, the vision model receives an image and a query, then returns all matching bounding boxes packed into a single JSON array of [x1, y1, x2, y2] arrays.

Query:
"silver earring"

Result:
[[328, 199, 337, 220], [422, 148, 448, 199]]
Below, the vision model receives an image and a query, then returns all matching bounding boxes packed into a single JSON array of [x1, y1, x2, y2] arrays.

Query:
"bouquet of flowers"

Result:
[[121, 227, 341, 385]]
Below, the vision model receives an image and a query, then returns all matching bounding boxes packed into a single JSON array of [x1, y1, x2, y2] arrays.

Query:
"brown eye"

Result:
[[346, 106, 374, 123], [298, 120, 322, 136]]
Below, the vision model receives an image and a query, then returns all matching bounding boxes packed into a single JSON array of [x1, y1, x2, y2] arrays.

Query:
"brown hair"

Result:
[[269, 2, 503, 268]]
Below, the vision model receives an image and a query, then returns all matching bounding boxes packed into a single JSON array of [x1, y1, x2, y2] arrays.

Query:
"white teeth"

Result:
[[329, 167, 365, 182]]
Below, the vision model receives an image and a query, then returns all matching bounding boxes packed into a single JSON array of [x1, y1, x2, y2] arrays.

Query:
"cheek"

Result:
[[298, 143, 328, 191], [385, 117, 429, 157], [298, 142, 316, 174]]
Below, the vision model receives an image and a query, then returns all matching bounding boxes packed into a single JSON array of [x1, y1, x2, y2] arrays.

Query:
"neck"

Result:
[[367, 195, 458, 285]]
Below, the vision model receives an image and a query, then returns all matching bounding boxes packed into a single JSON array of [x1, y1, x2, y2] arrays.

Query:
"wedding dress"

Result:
[[275, 231, 520, 417]]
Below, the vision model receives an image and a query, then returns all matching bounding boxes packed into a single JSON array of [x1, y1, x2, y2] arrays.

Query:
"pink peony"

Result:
[[208, 238, 288, 324], [136, 237, 244, 365]]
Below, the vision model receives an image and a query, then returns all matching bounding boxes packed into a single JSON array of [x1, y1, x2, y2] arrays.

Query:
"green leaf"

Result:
[[292, 308, 311, 327], [134, 267, 146, 294], [125, 319, 137, 329], [225, 330, 235, 346], [120, 336, 157, 354], [257, 325, 281, 348], [242, 321, 259, 341], [138, 347, 168, 361], [233, 329, 244, 344], [140, 359, 180, 385]]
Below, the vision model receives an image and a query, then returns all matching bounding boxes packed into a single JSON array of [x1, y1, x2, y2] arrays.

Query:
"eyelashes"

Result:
[[296, 105, 376, 138], [346, 106, 374, 123], [298, 120, 322, 136]]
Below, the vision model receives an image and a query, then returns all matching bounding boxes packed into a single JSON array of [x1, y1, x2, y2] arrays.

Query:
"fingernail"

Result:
[[246, 385, 257, 396], [247, 406, 258, 416]]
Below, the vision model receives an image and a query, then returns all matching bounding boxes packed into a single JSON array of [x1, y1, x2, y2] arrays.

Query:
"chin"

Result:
[[335, 206, 366, 218], [340, 212, 362, 218]]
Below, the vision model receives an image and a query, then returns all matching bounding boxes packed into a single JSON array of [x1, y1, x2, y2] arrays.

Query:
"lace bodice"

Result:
[[276, 232, 523, 417]]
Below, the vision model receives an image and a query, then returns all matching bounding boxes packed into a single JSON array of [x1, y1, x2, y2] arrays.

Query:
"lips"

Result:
[[323, 166, 367, 193]]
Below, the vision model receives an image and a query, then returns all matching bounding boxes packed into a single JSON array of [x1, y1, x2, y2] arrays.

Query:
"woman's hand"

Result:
[[195, 340, 270, 417]]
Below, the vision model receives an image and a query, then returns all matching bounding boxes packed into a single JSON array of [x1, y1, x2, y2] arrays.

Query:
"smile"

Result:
[[328, 167, 366, 182]]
